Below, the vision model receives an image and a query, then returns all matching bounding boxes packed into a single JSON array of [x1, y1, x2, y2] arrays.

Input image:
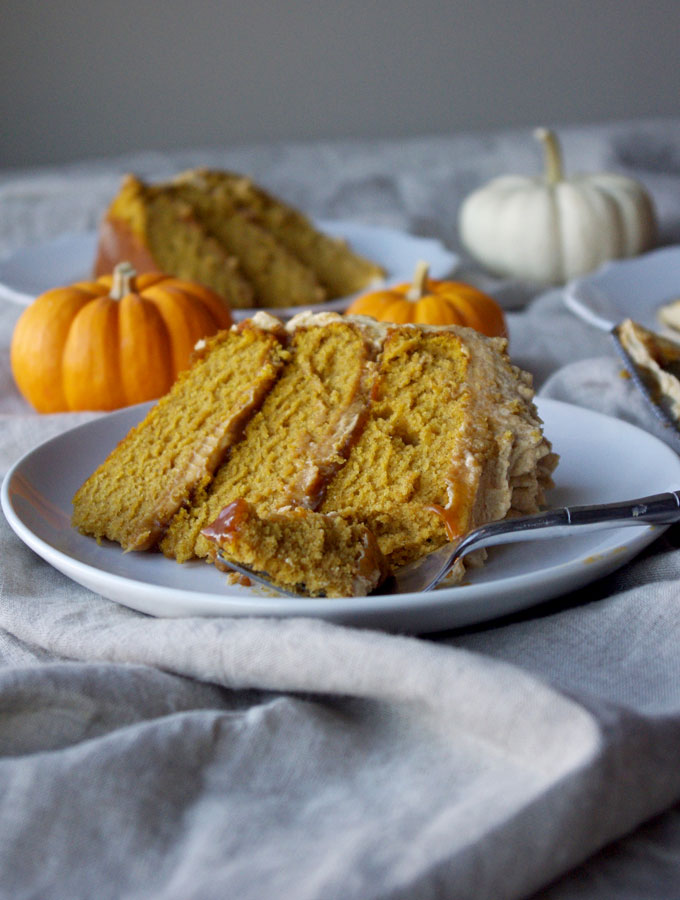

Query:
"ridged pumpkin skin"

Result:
[[346, 261, 507, 338], [11, 263, 233, 413], [458, 128, 657, 285]]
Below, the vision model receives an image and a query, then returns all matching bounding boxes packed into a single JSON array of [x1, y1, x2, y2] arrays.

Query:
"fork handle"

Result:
[[424, 490, 680, 592], [568, 491, 680, 525], [388, 491, 680, 593], [460, 490, 680, 550]]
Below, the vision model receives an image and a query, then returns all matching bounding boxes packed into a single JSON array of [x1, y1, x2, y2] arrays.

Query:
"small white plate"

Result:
[[564, 245, 680, 332], [3, 398, 679, 633], [0, 220, 458, 317]]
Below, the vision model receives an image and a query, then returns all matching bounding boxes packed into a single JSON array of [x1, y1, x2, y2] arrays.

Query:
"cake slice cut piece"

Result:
[[72, 311, 557, 597], [72, 320, 288, 551], [162, 313, 557, 589], [172, 169, 386, 298], [202, 500, 389, 597], [160, 316, 378, 562], [94, 169, 384, 310]]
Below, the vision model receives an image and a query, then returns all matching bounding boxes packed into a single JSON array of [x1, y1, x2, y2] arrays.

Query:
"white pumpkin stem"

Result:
[[406, 260, 430, 300], [110, 262, 137, 300], [534, 127, 564, 184]]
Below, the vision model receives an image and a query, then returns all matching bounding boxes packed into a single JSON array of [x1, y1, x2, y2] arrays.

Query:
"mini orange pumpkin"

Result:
[[11, 262, 233, 413], [346, 261, 507, 338]]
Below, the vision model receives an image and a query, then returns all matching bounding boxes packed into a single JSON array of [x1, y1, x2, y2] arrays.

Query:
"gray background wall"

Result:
[[1, 0, 678, 170]]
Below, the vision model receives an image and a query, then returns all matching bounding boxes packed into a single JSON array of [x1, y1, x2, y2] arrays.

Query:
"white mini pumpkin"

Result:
[[458, 128, 658, 285]]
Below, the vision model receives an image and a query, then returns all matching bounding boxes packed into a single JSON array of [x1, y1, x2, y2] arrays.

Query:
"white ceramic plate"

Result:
[[564, 245, 680, 332], [0, 221, 458, 317], [3, 398, 679, 633]]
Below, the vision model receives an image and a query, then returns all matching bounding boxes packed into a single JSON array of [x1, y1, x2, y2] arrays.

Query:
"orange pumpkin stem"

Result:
[[110, 262, 137, 300], [406, 260, 430, 301]]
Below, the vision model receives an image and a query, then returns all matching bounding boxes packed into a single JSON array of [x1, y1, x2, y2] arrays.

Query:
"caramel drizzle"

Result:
[[281, 357, 376, 511], [427, 503, 465, 542], [201, 498, 250, 544]]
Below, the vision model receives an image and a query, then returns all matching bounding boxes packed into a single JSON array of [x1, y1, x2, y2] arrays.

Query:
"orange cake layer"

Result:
[[94, 169, 385, 310], [72, 321, 288, 551], [73, 312, 557, 596], [202, 500, 389, 597]]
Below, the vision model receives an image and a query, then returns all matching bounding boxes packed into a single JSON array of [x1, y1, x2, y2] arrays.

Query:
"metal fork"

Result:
[[217, 491, 680, 598]]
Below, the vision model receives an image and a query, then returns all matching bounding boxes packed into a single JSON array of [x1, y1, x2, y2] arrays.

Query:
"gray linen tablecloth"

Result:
[[2, 120, 680, 899]]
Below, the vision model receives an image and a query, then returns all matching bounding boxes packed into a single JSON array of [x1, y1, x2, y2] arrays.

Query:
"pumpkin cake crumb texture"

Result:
[[203, 501, 389, 597], [72, 312, 558, 597], [161, 317, 376, 562], [94, 169, 385, 310]]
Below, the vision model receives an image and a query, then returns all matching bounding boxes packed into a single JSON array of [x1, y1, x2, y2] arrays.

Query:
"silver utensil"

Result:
[[216, 491, 680, 597]]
